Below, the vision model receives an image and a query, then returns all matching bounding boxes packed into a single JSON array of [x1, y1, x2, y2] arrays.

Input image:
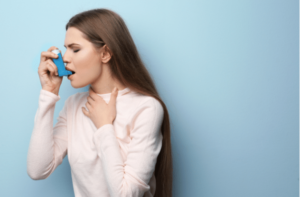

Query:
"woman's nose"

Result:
[[62, 53, 67, 63]]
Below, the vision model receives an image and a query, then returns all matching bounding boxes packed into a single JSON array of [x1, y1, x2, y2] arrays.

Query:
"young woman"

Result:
[[27, 8, 172, 197]]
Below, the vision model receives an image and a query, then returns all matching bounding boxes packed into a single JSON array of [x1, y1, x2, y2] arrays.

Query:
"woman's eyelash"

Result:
[[74, 49, 80, 53]]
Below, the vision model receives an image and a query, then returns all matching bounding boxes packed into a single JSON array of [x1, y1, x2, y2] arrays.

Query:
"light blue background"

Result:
[[0, 0, 298, 196]]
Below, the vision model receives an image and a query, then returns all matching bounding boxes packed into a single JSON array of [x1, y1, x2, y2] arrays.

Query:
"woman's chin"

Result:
[[69, 81, 78, 88], [70, 81, 88, 89]]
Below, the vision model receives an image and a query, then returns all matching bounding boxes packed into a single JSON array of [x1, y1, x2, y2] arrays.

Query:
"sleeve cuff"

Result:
[[40, 89, 61, 102]]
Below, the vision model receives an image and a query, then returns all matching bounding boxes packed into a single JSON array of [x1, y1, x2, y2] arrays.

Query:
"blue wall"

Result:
[[0, 0, 298, 196]]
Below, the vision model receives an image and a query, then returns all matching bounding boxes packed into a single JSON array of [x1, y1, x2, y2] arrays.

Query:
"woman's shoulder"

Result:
[[131, 93, 164, 116], [129, 94, 164, 130]]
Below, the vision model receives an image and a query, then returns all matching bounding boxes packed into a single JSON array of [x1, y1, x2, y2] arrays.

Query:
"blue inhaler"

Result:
[[51, 49, 73, 77]]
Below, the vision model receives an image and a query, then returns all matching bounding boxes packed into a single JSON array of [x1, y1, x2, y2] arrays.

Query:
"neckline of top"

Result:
[[96, 87, 131, 99]]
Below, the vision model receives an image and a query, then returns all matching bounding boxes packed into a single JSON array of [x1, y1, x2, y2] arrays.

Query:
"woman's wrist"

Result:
[[42, 87, 59, 96], [97, 121, 113, 130]]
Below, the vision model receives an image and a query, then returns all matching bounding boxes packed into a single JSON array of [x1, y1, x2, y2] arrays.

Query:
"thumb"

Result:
[[109, 87, 118, 105]]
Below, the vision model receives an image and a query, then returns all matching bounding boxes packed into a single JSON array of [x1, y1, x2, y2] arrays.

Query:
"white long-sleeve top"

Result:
[[27, 87, 164, 197]]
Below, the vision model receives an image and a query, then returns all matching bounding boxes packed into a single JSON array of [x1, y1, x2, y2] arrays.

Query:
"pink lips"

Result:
[[68, 74, 75, 79]]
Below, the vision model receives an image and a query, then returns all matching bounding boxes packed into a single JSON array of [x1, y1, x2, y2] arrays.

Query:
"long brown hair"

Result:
[[65, 8, 173, 197]]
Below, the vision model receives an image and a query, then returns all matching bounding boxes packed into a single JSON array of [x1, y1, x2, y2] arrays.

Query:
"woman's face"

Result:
[[63, 27, 103, 88]]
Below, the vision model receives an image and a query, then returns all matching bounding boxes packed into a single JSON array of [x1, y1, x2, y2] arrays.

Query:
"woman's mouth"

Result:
[[68, 71, 76, 79]]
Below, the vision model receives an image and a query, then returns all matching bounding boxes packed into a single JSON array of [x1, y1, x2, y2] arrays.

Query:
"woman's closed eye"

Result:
[[74, 49, 80, 53]]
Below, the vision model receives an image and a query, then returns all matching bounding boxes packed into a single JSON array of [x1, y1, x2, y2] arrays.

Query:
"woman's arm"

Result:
[[93, 98, 164, 197], [27, 89, 69, 180]]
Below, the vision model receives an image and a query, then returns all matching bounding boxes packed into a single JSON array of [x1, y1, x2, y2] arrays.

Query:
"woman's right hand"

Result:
[[38, 46, 63, 95]]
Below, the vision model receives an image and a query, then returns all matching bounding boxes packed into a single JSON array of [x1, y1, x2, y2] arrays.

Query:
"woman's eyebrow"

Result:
[[64, 43, 80, 48]]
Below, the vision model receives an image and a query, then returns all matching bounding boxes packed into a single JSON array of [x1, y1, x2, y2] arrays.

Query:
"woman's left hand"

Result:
[[82, 86, 118, 129]]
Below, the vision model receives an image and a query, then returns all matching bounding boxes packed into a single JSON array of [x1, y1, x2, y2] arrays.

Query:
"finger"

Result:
[[87, 96, 95, 106], [46, 60, 57, 76], [89, 86, 98, 101], [41, 51, 59, 62], [82, 107, 89, 117], [86, 102, 92, 111], [88, 88, 96, 101], [109, 87, 118, 106], [46, 59, 58, 75], [45, 62, 56, 76]]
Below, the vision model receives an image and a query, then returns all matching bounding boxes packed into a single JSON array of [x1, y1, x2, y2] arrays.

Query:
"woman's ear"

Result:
[[101, 45, 112, 63]]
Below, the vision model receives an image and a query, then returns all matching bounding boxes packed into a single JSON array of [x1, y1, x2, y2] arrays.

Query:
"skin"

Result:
[[63, 27, 127, 128], [38, 27, 126, 129], [62, 27, 126, 93], [83, 86, 119, 129]]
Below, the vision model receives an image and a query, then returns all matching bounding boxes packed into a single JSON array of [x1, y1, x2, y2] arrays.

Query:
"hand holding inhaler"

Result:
[[51, 49, 73, 77], [37, 46, 74, 96]]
